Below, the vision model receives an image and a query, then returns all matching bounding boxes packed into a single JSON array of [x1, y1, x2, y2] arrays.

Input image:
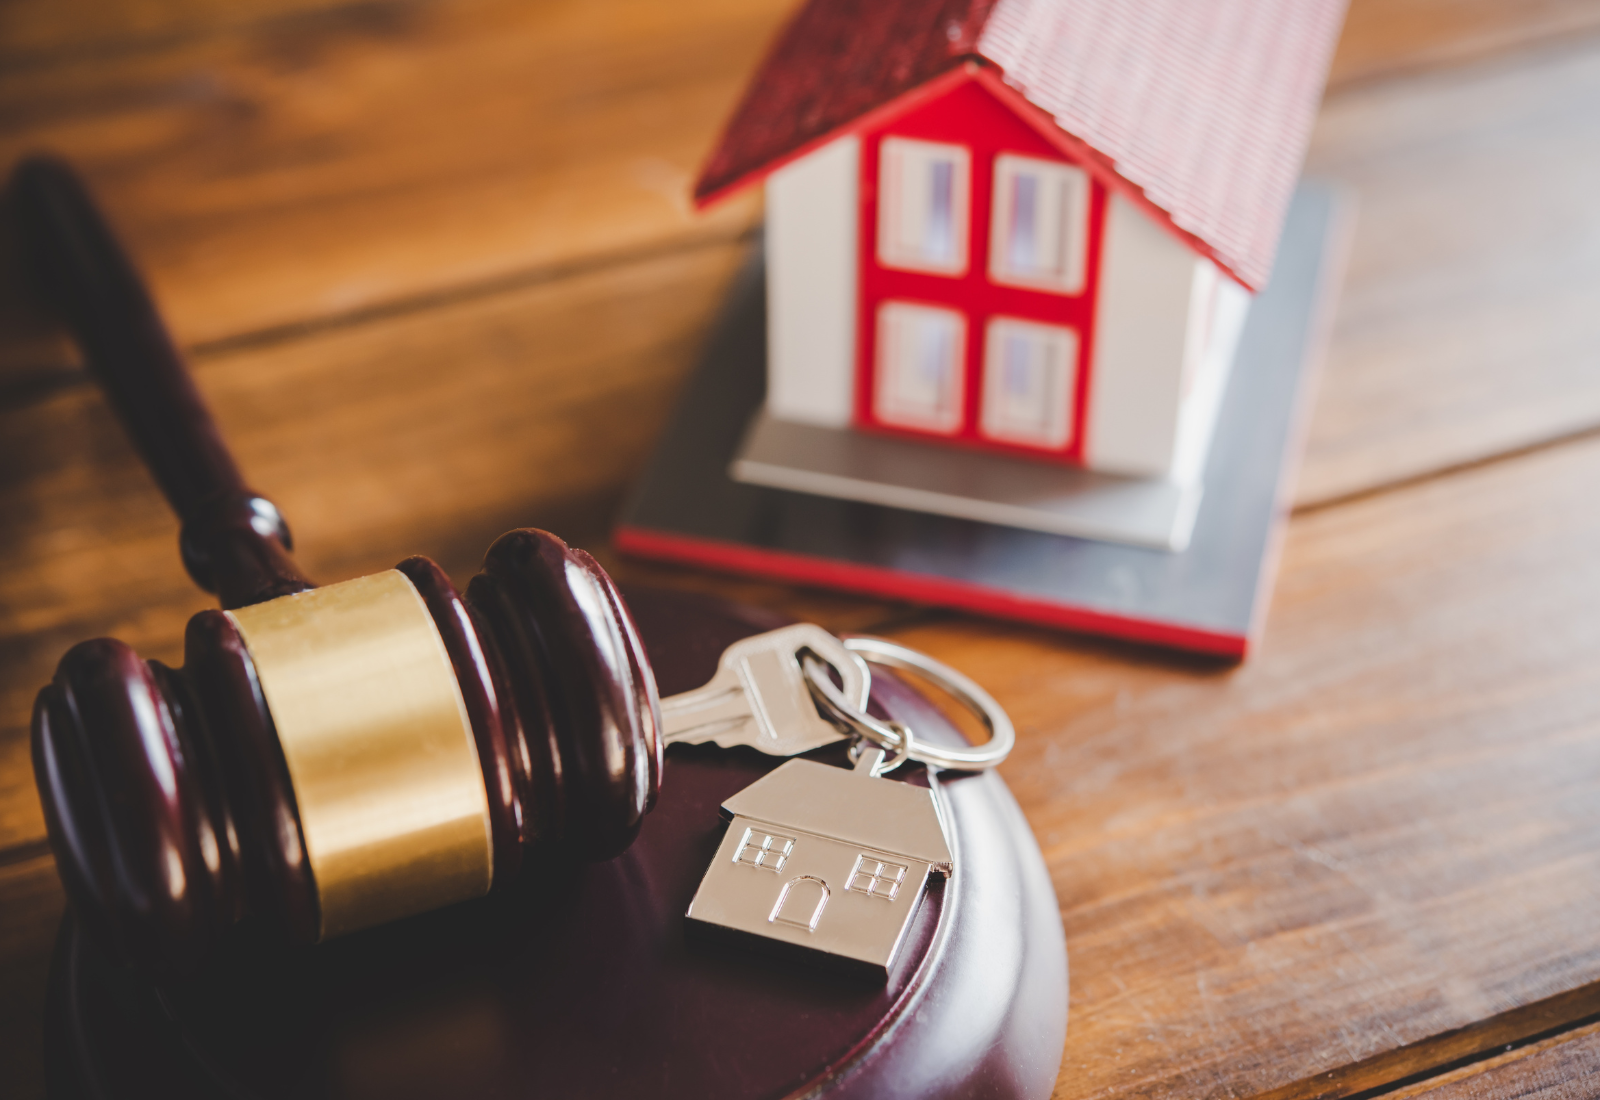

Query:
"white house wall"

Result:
[[765, 136, 860, 428], [1169, 273, 1251, 486], [1085, 194, 1215, 479]]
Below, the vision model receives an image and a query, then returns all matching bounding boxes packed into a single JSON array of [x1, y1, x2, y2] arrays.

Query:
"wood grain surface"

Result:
[[5, 2, 1600, 1099], [901, 432, 1600, 1099], [1330, 0, 1600, 88], [0, 0, 771, 364], [1358, 1022, 1600, 1100], [1299, 36, 1600, 507]]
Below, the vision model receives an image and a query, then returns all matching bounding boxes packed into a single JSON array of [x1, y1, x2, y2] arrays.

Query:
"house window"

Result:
[[847, 854, 909, 901], [988, 154, 1090, 294], [733, 828, 796, 872], [874, 302, 966, 435], [980, 318, 1078, 448], [878, 137, 970, 276]]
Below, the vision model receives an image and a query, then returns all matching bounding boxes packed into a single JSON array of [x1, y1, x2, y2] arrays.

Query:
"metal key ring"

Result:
[[803, 636, 1015, 771], [847, 719, 916, 777]]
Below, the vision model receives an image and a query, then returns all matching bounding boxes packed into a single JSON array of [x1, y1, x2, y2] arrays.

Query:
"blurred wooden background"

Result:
[[5, 1, 1600, 1097]]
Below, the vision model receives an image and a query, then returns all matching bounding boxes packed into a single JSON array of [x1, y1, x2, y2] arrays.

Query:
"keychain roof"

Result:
[[722, 759, 954, 870]]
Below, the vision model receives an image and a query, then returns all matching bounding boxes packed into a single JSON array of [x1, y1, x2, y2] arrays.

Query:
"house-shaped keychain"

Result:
[[685, 758, 953, 978], [694, 0, 1344, 551]]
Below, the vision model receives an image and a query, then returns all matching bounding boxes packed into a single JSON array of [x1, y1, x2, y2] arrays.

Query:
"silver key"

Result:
[[661, 625, 869, 757]]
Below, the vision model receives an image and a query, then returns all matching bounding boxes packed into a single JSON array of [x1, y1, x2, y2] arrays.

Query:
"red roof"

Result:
[[695, 0, 1346, 289]]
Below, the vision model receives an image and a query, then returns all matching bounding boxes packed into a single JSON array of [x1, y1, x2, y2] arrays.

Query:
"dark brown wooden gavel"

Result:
[[14, 156, 663, 978]]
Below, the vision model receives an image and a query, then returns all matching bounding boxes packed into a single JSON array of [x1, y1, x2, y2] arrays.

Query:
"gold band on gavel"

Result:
[[227, 571, 492, 940]]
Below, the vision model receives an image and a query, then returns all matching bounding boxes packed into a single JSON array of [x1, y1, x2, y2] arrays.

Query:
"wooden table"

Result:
[[5, 1, 1600, 1097]]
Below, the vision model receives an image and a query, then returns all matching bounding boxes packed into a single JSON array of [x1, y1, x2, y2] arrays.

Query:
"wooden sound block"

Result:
[[42, 587, 1067, 1100]]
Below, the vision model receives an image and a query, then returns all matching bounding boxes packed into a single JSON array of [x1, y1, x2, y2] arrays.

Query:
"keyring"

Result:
[[847, 719, 915, 777], [803, 636, 1015, 771]]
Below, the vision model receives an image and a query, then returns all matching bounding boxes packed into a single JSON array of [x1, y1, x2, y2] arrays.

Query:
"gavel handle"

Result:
[[12, 155, 312, 608]]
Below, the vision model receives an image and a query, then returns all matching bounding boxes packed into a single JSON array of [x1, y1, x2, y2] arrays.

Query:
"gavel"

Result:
[[15, 157, 663, 978]]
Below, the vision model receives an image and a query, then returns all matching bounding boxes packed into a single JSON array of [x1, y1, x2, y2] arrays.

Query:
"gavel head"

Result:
[[31, 529, 662, 977]]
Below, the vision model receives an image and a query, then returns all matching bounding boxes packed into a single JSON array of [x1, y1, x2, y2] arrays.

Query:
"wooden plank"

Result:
[[1384, 1020, 1600, 1100], [0, 0, 775, 363], [1330, 0, 1600, 89], [869, 432, 1600, 1100], [1298, 35, 1600, 507], [1255, 986, 1600, 1100], [0, 739, 48, 869], [1, 0, 355, 67], [9, 0, 1599, 91]]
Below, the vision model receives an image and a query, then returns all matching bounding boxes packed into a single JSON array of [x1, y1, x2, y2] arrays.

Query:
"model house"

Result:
[[685, 759, 953, 977], [694, 0, 1343, 549]]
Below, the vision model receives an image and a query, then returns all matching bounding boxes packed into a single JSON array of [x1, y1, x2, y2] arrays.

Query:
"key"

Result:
[[661, 624, 870, 757]]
